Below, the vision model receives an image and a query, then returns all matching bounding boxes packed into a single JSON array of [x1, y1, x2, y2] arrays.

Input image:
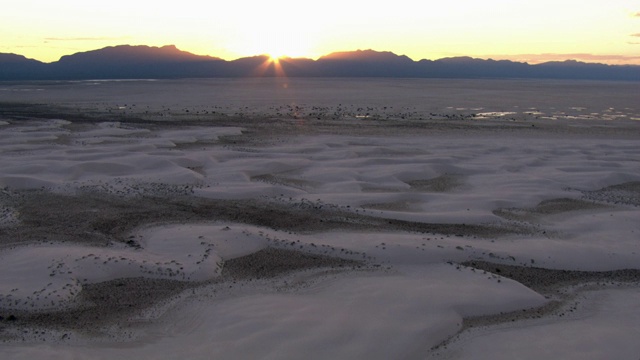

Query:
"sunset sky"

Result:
[[2, 0, 640, 64]]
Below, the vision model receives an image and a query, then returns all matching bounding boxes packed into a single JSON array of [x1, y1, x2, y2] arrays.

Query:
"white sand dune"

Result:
[[0, 224, 274, 311], [0, 78, 639, 358], [441, 288, 640, 360]]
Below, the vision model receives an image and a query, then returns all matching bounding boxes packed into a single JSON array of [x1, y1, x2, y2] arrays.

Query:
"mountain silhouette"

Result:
[[57, 44, 221, 65], [1, 45, 639, 81], [0, 53, 41, 64], [319, 49, 413, 63], [49, 45, 225, 79], [0, 53, 47, 80]]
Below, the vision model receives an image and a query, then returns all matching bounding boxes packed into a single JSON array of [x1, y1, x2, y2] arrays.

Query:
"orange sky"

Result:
[[2, 1, 640, 64]]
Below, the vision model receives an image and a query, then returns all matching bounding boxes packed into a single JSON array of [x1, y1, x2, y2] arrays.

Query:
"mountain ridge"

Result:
[[319, 49, 413, 63], [1, 44, 639, 81], [57, 45, 222, 64]]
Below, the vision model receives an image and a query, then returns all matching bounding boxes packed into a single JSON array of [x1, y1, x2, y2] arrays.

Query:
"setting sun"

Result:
[[268, 54, 282, 62], [233, 29, 313, 60], [225, 9, 320, 61]]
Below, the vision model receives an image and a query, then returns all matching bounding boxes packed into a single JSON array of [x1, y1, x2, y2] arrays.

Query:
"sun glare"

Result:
[[230, 39, 309, 62], [268, 53, 283, 62], [250, 50, 290, 77], [263, 42, 306, 60], [230, 19, 314, 62]]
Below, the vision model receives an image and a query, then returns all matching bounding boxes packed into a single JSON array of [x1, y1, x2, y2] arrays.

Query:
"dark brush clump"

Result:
[[462, 260, 640, 292], [222, 247, 362, 280]]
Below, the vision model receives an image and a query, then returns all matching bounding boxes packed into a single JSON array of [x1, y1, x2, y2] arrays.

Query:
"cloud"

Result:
[[635, 12, 640, 17], [632, 33, 640, 37], [483, 53, 640, 65], [2, 45, 40, 49], [44, 36, 130, 42]]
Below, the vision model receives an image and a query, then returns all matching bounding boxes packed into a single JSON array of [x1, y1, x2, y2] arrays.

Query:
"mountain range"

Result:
[[1, 45, 639, 81]]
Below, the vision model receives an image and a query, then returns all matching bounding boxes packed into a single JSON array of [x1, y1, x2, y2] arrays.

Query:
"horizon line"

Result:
[[6, 44, 640, 67]]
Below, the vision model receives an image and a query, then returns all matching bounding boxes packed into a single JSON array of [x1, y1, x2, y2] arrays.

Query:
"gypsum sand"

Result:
[[3, 187, 638, 342], [0, 102, 639, 355]]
